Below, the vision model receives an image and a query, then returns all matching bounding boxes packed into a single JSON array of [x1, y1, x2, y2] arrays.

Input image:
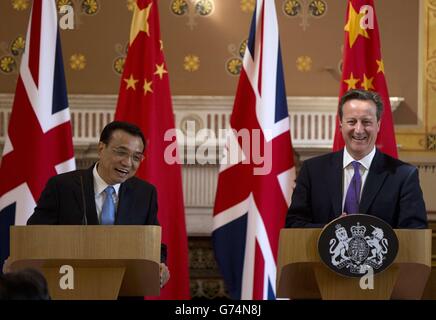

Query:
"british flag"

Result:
[[0, 0, 75, 271], [212, 0, 295, 300]]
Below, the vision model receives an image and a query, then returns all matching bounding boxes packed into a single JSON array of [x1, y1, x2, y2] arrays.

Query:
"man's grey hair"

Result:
[[339, 89, 384, 121]]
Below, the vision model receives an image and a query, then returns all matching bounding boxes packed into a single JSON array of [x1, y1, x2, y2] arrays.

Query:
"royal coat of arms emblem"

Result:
[[318, 214, 398, 278]]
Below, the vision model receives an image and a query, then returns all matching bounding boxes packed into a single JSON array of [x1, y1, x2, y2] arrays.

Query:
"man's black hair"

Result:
[[0, 269, 50, 300], [99, 121, 146, 151]]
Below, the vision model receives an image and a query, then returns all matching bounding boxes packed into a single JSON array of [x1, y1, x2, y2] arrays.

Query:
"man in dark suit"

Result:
[[286, 89, 428, 229], [27, 121, 170, 287]]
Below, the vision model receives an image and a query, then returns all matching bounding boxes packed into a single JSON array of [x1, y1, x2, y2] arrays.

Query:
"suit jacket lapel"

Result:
[[73, 165, 99, 225], [116, 180, 134, 224], [360, 150, 388, 214], [327, 151, 343, 217]]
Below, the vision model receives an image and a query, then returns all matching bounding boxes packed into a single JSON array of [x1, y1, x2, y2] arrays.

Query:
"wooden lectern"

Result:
[[8, 225, 161, 300], [276, 228, 432, 300]]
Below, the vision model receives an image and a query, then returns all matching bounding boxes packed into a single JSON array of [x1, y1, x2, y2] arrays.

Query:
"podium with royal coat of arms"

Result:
[[276, 222, 432, 300]]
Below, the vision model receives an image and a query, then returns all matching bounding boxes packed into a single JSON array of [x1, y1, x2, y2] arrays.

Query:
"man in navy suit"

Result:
[[286, 89, 427, 229], [27, 121, 170, 287]]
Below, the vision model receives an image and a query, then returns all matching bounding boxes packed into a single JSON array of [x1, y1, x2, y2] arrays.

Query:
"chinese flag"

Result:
[[332, 0, 397, 158], [115, 0, 190, 299]]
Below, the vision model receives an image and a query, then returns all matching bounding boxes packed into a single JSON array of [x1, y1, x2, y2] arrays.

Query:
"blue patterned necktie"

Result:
[[343, 161, 362, 214], [101, 186, 115, 225]]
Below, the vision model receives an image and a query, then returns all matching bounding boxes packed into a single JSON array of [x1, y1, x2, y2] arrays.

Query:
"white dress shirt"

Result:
[[93, 164, 121, 224], [342, 147, 376, 212]]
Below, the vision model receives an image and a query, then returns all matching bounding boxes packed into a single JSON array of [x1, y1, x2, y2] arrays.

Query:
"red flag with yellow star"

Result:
[[333, 0, 397, 158], [115, 0, 190, 299]]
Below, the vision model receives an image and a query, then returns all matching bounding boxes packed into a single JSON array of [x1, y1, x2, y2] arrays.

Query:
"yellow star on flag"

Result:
[[143, 78, 153, 95], [376, 59, 385, 74], [154, 63, 168, 79], [130, 2, 152, 44], [124, 74, 138, 90], [344, 3, 369, 48], [361, 74, 375, 91], [344, 72, 360, 90], [160, 40, 164, 51]]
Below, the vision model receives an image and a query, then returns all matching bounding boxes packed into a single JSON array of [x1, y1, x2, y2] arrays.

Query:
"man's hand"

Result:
[[2, 257, 12, 274], [340, 212, 347, 217], [160, 263, 170, 288]]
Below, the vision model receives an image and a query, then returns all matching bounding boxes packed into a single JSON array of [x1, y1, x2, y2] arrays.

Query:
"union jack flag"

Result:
[[212, 0, 295, 300], [0, 0, 75, 271]]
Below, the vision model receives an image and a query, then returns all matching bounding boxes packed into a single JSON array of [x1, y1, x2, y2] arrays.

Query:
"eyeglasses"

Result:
[[111, 147, 144, 164]]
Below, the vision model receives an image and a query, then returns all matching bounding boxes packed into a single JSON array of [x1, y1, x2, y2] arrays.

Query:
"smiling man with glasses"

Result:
[[96, 122, 146, 185], [27, 121, 170, 288]]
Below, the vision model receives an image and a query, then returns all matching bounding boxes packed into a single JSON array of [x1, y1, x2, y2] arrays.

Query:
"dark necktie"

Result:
[[343, 161, 362, 214]]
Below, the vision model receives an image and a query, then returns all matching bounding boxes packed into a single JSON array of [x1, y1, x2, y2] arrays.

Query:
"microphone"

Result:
[[80, 175, 88, 225]]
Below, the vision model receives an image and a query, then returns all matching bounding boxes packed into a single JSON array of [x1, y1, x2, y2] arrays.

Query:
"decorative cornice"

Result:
[[0, 94, 403, 112]]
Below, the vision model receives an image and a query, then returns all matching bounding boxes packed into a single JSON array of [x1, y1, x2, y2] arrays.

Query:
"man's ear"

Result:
[[97, 141, 105, 156]]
